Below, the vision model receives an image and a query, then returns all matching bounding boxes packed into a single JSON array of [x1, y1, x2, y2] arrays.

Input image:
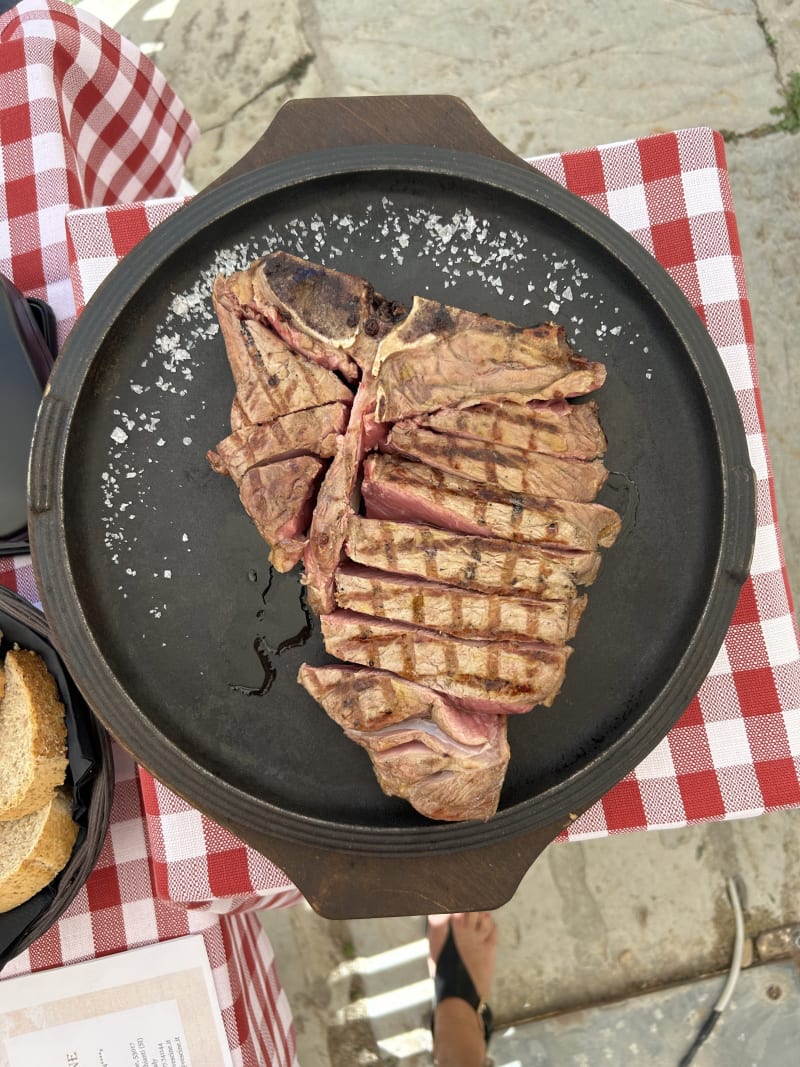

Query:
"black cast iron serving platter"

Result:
[[28, 98, 755, 917]]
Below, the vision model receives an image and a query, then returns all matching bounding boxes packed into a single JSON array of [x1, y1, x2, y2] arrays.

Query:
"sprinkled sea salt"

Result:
[[99, 197, 640, 644]]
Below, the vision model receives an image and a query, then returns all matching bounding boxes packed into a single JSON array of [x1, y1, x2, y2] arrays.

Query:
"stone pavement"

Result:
[[78, 1, 800, 1063]]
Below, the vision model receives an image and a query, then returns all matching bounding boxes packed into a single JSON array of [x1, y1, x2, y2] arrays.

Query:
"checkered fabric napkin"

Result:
[[60, 127, 800, 843], [529, 130, 800, 838], [0, 748, 299, 1067], [0, 0, 198, 347]]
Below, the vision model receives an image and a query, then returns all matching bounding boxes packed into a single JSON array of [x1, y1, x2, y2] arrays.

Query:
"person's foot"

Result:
[[427, 911, 498, 1001]]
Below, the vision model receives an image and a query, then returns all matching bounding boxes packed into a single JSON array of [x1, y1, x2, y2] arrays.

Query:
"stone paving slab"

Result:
[[758, 0, 800, 83], [297, 0, 782, 163], [727, 132, 800, 609]]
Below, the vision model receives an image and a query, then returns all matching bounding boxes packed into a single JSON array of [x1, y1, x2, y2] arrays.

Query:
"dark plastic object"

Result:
[[0, 588, 114, 971], [0, 274, 56, 552], [27, 98, 756, 918]]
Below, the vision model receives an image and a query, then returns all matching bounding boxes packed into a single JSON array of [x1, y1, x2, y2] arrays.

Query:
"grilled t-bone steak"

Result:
[[208, 402, 349, 485], [320, 610, 571, 714], [212, 278, 352, 424], [362, 453, 621, 552], [208, 252, 621, 822]]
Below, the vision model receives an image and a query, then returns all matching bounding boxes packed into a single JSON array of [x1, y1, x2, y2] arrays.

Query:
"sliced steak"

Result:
[[244, 319, 354, 419], [298, 664, 503, 742], [239, 456, 324, 549], [415, 399, 607, 459], [384, 422, 607, 501], [320, 610, 571, 713], [346, 517, 600, 591], [303, 375, 377, 614], [334, 563, 587, 645], [362, 454, 621, 553], [374, 296, 606, 421], [369, 749, 507, 822], [362, 728, 508, 823], [207, 402, 348, 484], [212, 276, 353, 422], [297, 664, 510, 821]]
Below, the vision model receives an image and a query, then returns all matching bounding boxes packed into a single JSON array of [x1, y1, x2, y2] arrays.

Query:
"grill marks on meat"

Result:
[[298, 664, 494, 739], [242, 251, 405, 380], [208, 254, 619, 822], [373, 296, 606, 422], [212, 277, 352, 423], [208, 402, 349, 485], [346, 517, 600, 589], [345, 516, 597, 594], [297, 664, 509, 822], [362, 453, 621, 553], [414, 399, 607, 459], [334, 562, 587, 645], [320, 610, 571, 714], [384, 421, 608, 501]]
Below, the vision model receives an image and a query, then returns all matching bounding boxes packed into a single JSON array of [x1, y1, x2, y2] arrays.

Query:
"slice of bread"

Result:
[[0, 649, 68, 821], [0, 791, 78, 912]]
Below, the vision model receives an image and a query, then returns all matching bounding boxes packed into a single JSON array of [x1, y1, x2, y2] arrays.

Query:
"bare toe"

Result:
[[450, 911, 498, 1003]]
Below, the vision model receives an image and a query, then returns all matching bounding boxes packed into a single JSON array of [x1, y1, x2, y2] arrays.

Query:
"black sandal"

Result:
[[431, 921, 494, 1047]]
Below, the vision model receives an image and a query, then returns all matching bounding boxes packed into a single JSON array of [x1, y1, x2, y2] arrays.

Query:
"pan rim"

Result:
[[29, 145, 755, 854]]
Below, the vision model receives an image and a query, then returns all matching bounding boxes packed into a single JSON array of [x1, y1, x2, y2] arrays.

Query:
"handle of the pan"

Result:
[[204, 94, 532, 191], [725, 463, 756, 585], [224, 815, 576, 919]]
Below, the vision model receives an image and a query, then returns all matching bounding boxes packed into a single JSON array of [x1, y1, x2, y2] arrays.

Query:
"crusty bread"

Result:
[[0, 663, 5, 701], [0, 649, 68, 821], [0, 791, 78, 912]]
